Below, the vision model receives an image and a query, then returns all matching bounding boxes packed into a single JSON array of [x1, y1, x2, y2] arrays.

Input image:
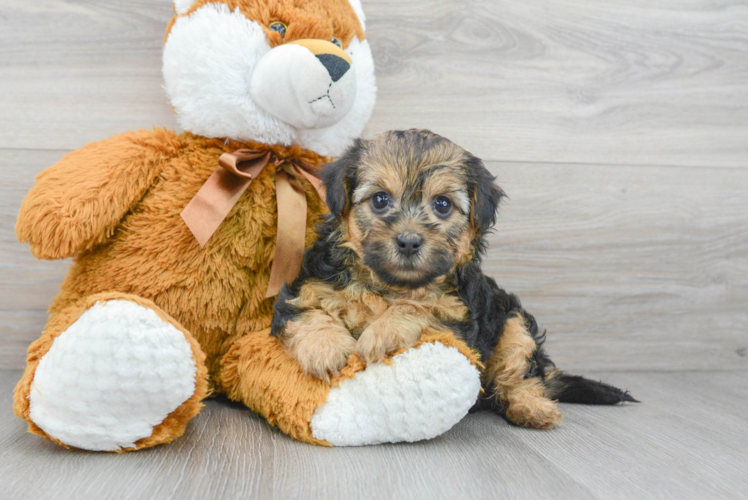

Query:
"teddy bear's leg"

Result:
[[220, 328, 482, 446], [13, 292, 209, 451]]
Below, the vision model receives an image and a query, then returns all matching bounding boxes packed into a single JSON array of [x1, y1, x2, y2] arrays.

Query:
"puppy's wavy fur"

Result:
[[272, 129, 635, 428]]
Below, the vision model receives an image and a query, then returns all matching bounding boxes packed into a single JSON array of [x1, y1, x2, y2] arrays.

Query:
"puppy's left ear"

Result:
[[322, 139, 366, 219], [466, 154, 505, 235]]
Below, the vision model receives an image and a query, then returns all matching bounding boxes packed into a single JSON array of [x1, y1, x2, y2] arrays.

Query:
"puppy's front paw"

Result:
[[356, 316, 422, 363], [289, 327, 356, 381]]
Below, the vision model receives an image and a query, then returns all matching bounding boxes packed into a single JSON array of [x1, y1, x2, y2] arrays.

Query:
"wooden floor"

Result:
[[1, 0, 747, 499], [1, 369, 747, 500]]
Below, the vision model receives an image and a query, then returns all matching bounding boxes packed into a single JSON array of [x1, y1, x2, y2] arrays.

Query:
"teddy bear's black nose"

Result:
[[316, 54, 350, 82], [396, 233, 423, 258]]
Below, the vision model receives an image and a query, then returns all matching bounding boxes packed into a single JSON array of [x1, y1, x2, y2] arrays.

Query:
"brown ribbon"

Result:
[[180, 148, 327, 298]]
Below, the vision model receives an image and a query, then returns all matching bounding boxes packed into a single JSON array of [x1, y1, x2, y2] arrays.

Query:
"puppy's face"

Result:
[[323, 130, 504, 289]]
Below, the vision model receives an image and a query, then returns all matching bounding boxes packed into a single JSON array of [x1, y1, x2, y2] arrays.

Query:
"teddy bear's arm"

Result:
[[16, 128, 180, 260]]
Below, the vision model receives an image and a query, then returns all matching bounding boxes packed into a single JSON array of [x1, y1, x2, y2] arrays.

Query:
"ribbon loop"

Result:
[[180, 146, 328, 298], [219, 149, 272, 179]]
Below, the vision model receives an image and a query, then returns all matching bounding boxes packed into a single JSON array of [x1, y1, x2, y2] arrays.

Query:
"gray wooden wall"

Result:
[[1, 0, 746, 372]]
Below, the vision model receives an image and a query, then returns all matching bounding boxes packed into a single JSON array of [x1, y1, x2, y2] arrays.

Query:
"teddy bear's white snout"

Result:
[[250, 41, 358, 129], [163, 2, 375, 155]]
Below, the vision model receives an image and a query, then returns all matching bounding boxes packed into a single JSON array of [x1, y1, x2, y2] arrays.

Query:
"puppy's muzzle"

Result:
[[396, 233, 423, 258]]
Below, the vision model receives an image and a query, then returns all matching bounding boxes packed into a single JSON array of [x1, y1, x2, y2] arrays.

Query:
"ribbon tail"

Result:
[[293, 165, 327, 203], [266, 171, 308, 298]]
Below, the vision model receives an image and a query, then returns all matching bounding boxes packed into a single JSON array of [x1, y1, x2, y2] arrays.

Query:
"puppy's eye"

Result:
[[433, 196, 453, 217], [370, 191, 391, 213], [269, 21, 287, 38], [331, 37, 342, 48]]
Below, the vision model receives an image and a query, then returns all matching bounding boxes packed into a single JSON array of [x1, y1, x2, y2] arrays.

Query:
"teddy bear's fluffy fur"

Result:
[[13, 130, 328, 446], [16, 131, 327, 380]]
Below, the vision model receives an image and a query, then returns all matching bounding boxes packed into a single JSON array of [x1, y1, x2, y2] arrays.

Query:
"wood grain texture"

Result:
[[0, 0, 746, 166], [513, 370, 748, 499], [0, 150, 70, 369], [1, 369, 746, 500], [2, 149, 746, 371], [485, 161, 748, 371], [365, 0, 748, 166], [0, 0, 178, 152]]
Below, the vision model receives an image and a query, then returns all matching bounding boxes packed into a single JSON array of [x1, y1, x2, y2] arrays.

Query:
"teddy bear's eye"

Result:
[[331, 37, 342, 48], [269, 21, 287, 38]]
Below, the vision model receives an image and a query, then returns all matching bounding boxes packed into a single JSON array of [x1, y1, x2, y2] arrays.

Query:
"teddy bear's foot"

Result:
[[310, 340, 482, 446], [14, 293, 208, 451], [221, 329, 482, 446]]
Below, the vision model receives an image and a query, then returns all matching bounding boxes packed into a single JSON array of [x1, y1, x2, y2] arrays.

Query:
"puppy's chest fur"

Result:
[[288, 278, 469, 339]]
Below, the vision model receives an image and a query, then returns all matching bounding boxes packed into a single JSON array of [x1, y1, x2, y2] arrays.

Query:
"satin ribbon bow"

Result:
[[180, 148, 327, 298]]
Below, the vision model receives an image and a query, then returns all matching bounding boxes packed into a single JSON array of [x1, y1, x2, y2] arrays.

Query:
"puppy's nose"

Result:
[[316, 54, 350, 82], [396, 233, 423, 258]]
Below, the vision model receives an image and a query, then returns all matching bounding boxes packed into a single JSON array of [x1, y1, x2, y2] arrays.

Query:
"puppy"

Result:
[[272, 129, 635, 429]]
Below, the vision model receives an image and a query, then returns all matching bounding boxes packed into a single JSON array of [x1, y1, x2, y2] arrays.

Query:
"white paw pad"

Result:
[[29, 300, 197, 451], [310, 342, 482, 446]]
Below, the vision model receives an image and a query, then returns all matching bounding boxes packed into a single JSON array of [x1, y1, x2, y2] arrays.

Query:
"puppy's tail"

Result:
[[544, 369, 638, 404]]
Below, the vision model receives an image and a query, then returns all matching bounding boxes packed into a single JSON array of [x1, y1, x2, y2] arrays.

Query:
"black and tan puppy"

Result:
[[272, 129, 635, 429]]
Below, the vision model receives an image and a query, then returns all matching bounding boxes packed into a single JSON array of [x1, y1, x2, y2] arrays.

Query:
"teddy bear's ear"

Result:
[[173, 0, 197, 15], [347, 0, 366, 31]]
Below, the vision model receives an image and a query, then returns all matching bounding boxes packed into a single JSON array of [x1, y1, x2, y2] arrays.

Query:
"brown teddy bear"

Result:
[[13, 0, 483, 451]]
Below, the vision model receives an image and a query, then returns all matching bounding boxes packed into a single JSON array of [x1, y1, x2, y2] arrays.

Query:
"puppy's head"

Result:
[[323, 129, 504, 289]]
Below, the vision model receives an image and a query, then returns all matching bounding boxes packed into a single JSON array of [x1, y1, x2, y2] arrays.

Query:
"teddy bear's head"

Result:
[[163, 0, 375, 157]]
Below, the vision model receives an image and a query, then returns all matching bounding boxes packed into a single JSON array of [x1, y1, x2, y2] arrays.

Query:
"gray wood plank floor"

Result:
[[1, 369, 746, 500]]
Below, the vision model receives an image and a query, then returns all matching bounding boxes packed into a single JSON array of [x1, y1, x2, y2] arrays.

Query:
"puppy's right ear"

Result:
[[466, 153, 505, 236], [322, 139, 365, 219]]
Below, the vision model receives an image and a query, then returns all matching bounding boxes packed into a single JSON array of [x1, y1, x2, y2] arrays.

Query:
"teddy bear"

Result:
[[13, 0, 483, 451]]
